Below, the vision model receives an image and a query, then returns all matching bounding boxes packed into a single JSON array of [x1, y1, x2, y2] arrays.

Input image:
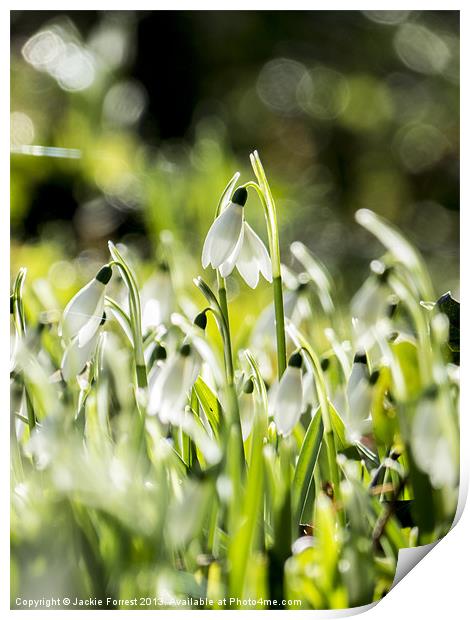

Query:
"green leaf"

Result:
[[292, 408, 323, 526], [328, 401, 348, 451], [193, 376, 222, 436]]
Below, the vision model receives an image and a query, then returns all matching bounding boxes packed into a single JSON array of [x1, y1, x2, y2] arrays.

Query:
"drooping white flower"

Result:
[[61, 325, 102, 382], [141, 264, 175, 332], [351, 267, 397, 337], [202, 188, 246, 269], [345, 352, 374, 442], [61, 265, 112, 347], [219, 221, 272, 288], [148, 343, 200, 423], [202, 187, 272, 288], [273, 351, 303, 436], [411, 389, 457, 489], [239, 377, 256, 441], [301, 369, 319, 414]]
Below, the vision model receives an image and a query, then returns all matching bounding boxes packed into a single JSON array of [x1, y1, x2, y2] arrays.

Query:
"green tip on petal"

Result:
[[232, 187, 248, 207], [150, 343, 167, 365], [354, 352, 367, 364], [96, 265, 113, 285], [194, 311, 207, 330], [369, 369, 380, 386], [288, 351, 303, 368], [423, 384, 439, 400], [243, 377, 254, 394], [180, 343, 191, 357]]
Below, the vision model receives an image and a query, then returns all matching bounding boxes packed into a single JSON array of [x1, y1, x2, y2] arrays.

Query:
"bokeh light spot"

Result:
[[103, 80, 147, 127], [394, 23, 450, 75], [52, 43, 95, 91], [10, 111, 35, 146], [257, 58, 307, 115], [21, 29, 65, 71], [297, 66, 350, 120], [394, 123, 449, 173], [362, 10, 411, 25]]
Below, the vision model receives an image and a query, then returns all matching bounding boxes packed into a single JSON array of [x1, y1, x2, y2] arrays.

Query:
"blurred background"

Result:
[[11, 10, 459, 304]]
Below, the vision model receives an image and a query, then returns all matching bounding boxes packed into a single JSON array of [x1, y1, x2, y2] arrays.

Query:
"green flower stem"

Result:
[[108, 245, 147, 389], [213, 172, 240, 373], [12, 268, 36, 431], [216, 273, 233, 371], [245, 151, 287, 378], [194, 278, 243, 458], [286, 321, 344, 522], [194, 277, 234, 386]]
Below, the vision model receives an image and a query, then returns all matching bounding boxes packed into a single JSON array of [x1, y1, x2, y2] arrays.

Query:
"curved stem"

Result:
[[245, 151, 287, 378], [286, 322, 344, 520], [214, 172, 240, 377], [193, 277, 234, 384], [108, 247, 147, 388]]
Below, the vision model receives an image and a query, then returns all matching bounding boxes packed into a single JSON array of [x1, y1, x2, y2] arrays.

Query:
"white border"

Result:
[[4, 2, 467, 617]]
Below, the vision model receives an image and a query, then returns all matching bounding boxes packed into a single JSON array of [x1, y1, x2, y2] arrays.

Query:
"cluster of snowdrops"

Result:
[[11, 152, 459, 609]]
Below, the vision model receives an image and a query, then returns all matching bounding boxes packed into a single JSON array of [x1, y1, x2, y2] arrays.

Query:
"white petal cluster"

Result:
[[272, 352, 303, 436], [148, 343, 200, 423], [60, 265, 112, 381], [202, 188, 272, 288]]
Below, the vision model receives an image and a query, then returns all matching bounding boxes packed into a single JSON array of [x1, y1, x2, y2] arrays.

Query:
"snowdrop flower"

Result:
[[148, 343, 201, 423], [239, 378, 256, 441], [345, 352, 375, 442], [273, 351, 303, 436], [202, 187, 272, 288], [141, 263, 175, 332], [301, 369, 319, 414], [411, 387, 457, 489], [61, 314, 106, 381], [61, 265, 112, 347], [351, 265, 397, 332]]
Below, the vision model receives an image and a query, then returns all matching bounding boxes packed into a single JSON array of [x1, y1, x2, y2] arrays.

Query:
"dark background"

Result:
[[11, 10, 460, 295]]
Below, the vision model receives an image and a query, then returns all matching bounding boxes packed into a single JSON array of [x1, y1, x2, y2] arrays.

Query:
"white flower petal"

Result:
[[62, 279, 106, 342], [301, 370, 318, 413], [142, 272, 174, 330], [235, 222, 272, 288], [347, 358, 369, 398], [219, 224, 245, 277], [240, 392, 255, 441], [201, 203, 244, 269], [273, 366, 303, 436], [61, 331, 100, 381], [244, 222, 272, 282], [77, 295, 104, 347]]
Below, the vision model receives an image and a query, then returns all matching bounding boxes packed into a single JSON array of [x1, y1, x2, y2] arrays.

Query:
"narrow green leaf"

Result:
[[193, 376, 222, 435], [292, 408, 323, 526]]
